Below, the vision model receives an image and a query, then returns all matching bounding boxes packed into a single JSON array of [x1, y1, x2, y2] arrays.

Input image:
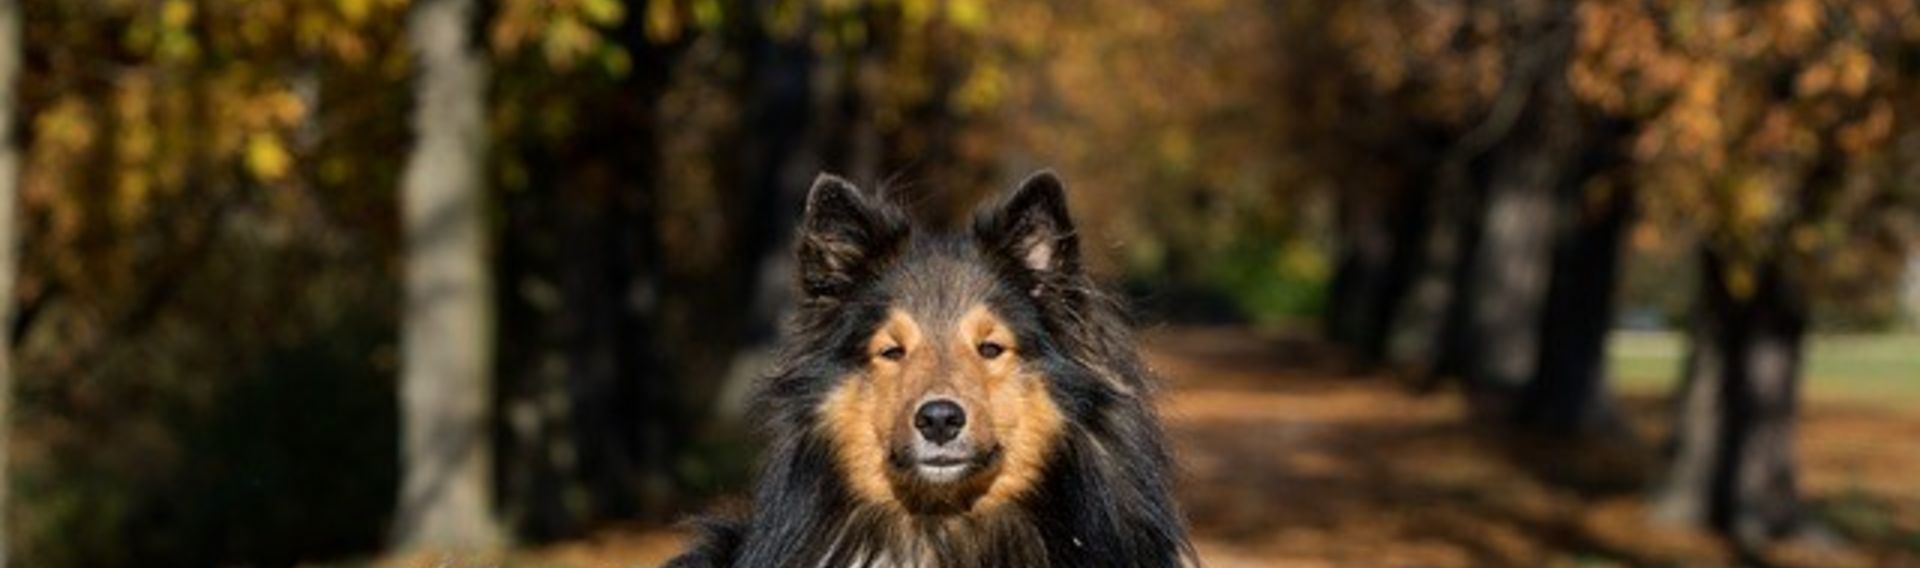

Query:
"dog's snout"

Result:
[[913, 399, 967, 445]]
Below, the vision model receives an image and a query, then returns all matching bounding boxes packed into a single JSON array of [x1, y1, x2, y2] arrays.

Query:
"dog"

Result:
[[667, 171, 1195, 567]]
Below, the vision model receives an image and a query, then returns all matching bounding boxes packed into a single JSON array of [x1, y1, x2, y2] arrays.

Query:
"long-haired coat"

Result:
[[667, 171, 1195, 567]]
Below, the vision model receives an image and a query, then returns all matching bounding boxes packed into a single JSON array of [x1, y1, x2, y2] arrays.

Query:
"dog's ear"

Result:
[[975, 170, 1080, 278], [797, 173, 907, 301]]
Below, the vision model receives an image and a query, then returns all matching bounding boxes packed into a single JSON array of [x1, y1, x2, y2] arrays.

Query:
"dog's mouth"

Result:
[[893, 446, 1003, 485], [913, 455, 978, 483]]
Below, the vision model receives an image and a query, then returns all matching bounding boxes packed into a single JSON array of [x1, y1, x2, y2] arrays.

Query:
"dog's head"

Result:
[[791, 171, 1083, 516]]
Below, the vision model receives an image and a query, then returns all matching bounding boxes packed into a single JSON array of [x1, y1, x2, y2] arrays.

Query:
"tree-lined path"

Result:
[[482, 327, 1920, 568]]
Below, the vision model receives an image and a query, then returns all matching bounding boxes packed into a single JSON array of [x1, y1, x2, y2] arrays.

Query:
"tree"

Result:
[[1456, 1, 1583, 401], [393, 0, 500, 550], [1653, 247, 1810, 545], [1286, 0, 1629, 410], [0, 0, 19, 564], [1568, 0, 1920, 547], [1516, 175, 1631, 434]]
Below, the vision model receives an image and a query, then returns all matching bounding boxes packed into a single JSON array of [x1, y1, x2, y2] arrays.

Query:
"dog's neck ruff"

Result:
[[799, 503, 1054, 568]]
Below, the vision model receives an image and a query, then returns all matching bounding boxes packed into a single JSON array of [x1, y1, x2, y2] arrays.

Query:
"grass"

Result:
[[1609, 331, 1920, 404]]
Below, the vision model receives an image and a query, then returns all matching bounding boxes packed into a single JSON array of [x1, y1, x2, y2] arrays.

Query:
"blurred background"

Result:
[[0, 0, 1916, 566]]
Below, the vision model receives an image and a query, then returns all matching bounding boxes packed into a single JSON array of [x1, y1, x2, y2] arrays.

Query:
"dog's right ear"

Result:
[[797, 173, 907, 301]]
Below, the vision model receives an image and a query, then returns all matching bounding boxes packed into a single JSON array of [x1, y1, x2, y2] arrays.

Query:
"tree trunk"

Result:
[[0, 0, 21, 563], [1464, 160, 1556, 397], [1368, 189, 1428, 363], [393, 0, 500, 550], [1651, 312, 1726, 527], [1458, 7, 1583, 403], [1427, 171, 1488, 389], [1903, 256, 1920, 330], [714, 27, 815, 420], [1327, 188, 1413, 366], [1517, 182, 1630, 434], [1653, 248, 1808, 547], [1389, 159, 1481, 382]]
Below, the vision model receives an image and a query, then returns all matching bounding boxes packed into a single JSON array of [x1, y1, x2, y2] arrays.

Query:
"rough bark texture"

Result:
[[1517, 152, 1630, 435], [1389, 175, 1473, 377], [1904, 256, 1920, 330], [1429, 177, 1487, 389], [1329, 186, 1425, 368], [1653, 249, 1808, 547], [1465, 162, 1555, 392], [1459, 3, 1583, 401], [393, 0, 501, 549], [0, 1, 19, 564], [1327, 190, 1399, 354]]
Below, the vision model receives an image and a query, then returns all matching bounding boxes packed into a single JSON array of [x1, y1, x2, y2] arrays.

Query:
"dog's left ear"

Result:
[[975, 170, 1080, 278]]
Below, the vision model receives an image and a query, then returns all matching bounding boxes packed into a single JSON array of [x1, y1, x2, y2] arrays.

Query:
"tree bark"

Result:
[[1517, 182, 1631, 434], [1326, 188, 1415, 364], [1427, 173, 1488, 389], [1652, 311, 1726, 527], [0, 0, 21, 563], [713, 26, 815, 420], [1388, 178, 1467, 376], [1464, 159, 1556, 396], [393, 0, 501, 550], [1653, 248, 1808, 547], [1903, 255, 1920, 330], [1458, 5, 1583, 402]]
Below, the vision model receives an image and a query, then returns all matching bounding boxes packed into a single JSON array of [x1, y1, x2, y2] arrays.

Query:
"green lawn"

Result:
[[1609, 331, 1920, 405]]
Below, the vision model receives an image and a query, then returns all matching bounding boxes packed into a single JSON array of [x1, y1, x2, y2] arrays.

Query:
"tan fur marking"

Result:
[[974, 370, 1065, 511], [821, 306, 1067, 516], [867, 309, 923, 361], [821, 310, 926, 511], [819, 377, 898, 510], [960, 306, 1066, 513]]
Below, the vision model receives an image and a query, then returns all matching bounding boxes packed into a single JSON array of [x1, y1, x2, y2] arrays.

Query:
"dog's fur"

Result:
[[666, 171, 1194, 567]]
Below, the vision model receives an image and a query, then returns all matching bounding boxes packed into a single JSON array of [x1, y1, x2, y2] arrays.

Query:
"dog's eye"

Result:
[[878, 346, 907, 361], [977, 341, 1006, 359]]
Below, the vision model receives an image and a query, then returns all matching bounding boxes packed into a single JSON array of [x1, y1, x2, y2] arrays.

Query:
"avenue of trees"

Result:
[[0, 0, 1913, 565], [1312, 0, 1920, 553]]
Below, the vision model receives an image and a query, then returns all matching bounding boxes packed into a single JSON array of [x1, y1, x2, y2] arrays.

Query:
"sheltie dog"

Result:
[[667, 171, 1194, 567]]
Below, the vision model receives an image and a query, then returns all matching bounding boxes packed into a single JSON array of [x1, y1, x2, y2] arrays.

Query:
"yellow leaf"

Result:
[[1280, 240, 1329, 281], [693, 0, 722, 30], [543, 17, 596, 69], [1725, 263, 1756, 300], [1729, 175, 1777, 228], [948, 0, 987, 32], [338, 0, 372, 24], [36, 98, 97, 152], [646, 0, 681, 43], [162, 0, 195, 29], [954, 63, 1006, 114], [115, 173, 152, 228], [246, 134, 292, 181], [581, 0, 625, 26], [903, 0, 933, 26]]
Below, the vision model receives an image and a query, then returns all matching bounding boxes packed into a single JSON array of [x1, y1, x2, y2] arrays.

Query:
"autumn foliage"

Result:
[[1, 0, 1916, 565]]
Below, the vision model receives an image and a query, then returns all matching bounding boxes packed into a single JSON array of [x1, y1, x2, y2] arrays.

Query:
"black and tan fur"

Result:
[[667, 171, 1194, 567]]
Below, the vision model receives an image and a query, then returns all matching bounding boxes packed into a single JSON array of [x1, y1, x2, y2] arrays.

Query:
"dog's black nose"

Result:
[[913, 399, 966, 445]]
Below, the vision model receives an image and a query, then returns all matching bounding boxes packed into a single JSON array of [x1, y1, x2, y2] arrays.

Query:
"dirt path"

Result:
[[1153, 328, 1919, 567], [510, 327, 1920, 567]]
